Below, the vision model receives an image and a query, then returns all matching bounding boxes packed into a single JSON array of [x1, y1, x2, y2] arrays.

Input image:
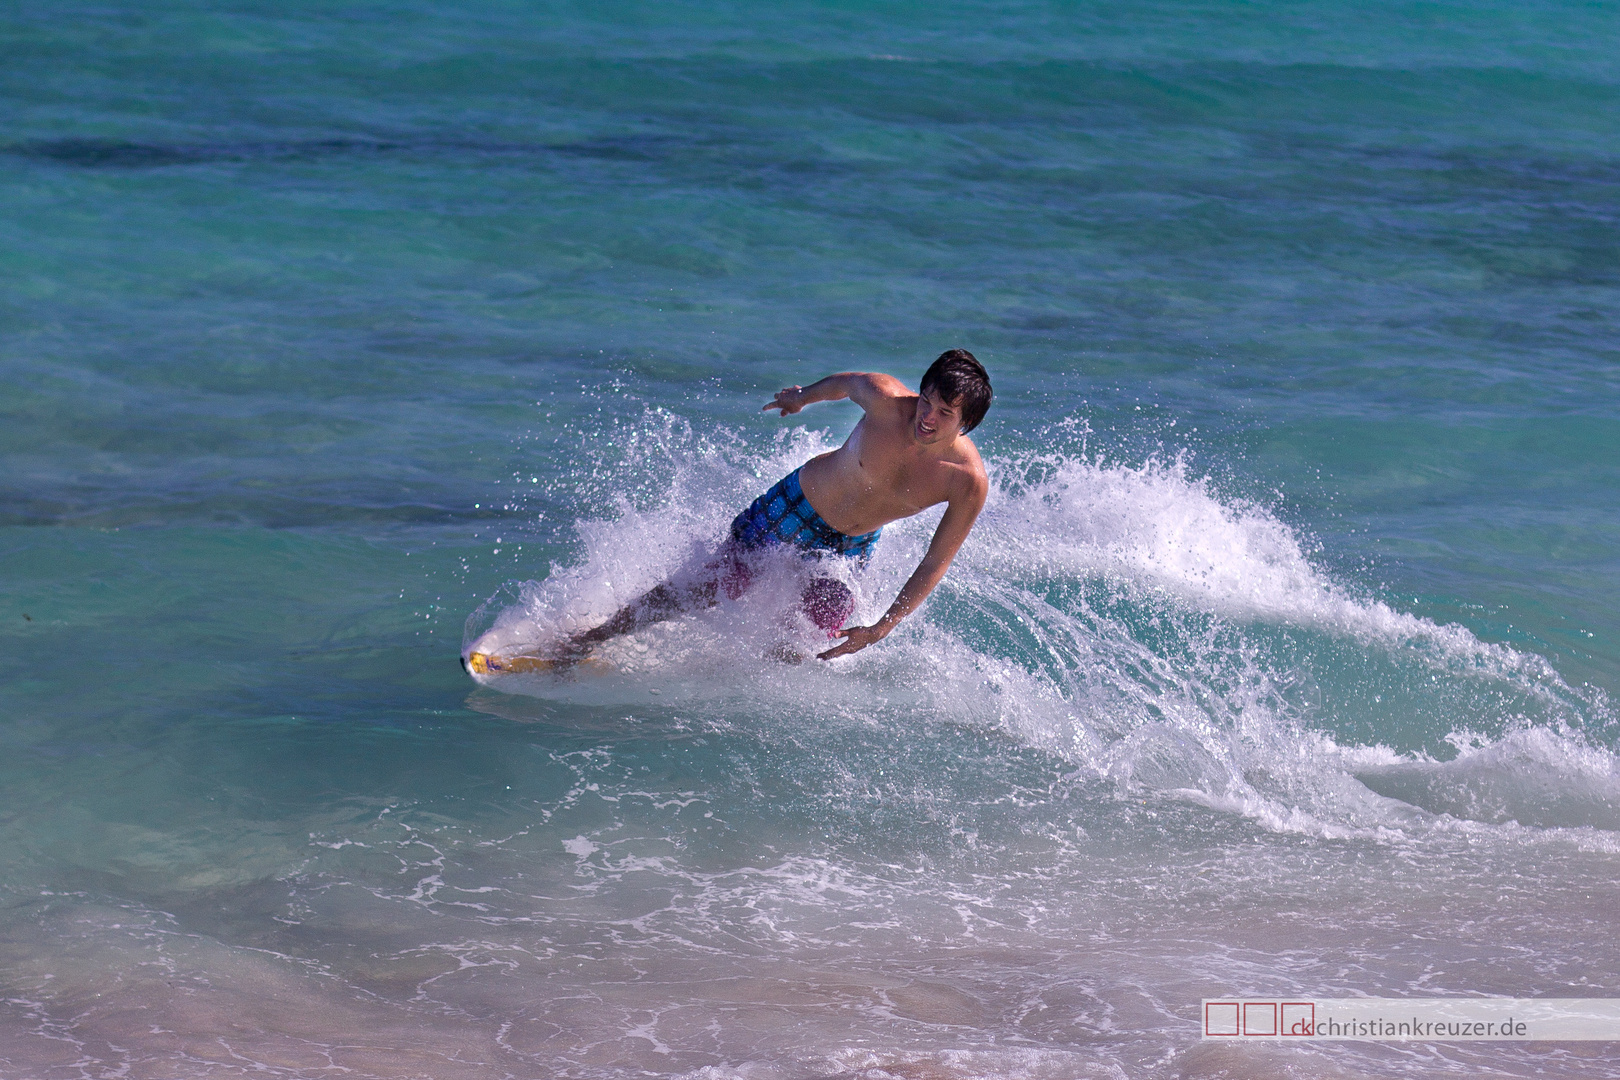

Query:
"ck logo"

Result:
[[1204, 1001, 1315, 1036]]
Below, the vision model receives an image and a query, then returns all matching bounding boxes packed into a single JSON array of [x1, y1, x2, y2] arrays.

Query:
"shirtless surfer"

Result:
[[554, 349, 992, 663]]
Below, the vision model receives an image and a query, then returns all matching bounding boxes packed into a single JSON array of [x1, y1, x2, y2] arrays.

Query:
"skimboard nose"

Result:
[[463, 645, 610, 677], [466, 650, 556, 674], [463, 628, 557, 676]]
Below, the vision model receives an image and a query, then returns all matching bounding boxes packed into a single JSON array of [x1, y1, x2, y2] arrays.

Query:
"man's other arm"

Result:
[[764, 372, 909, 416], [817, 470, 989, 660]]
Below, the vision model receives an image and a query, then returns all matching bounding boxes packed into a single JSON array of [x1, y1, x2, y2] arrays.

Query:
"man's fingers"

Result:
[[762, 387, 802, 416], [818, 629, 868, 659]]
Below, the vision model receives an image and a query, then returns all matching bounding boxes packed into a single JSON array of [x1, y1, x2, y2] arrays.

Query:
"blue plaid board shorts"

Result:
[[729, 468, 881, 560]]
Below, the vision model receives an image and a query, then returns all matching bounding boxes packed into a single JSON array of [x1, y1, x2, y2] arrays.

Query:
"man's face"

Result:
[[913, 388, 965, 445]]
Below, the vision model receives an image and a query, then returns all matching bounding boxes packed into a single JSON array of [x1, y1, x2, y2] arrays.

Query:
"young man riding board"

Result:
[[537, 349, 991, 666]]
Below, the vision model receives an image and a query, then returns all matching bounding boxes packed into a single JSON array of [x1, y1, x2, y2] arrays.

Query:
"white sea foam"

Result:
[[465, 416, 1618, 841]]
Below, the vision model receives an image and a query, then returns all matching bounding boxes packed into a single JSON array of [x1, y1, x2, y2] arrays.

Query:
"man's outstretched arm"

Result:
[[764, 372, 909, 416], [817, 474, 988, 660]]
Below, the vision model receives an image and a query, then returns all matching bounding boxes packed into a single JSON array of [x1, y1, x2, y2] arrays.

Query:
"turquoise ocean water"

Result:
[[3, 2, 1618, 1077]]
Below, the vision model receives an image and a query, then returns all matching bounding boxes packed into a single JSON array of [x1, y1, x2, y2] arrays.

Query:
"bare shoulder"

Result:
[[946, 436, 989, 503], [840, 371, 917, 417]]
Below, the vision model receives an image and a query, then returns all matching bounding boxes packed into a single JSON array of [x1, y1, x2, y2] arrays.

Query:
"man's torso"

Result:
[[796, 392, 983, 537]]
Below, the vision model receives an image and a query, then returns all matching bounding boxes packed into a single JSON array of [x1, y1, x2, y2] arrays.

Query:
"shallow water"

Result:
[[3, 2, 1619, 1077]]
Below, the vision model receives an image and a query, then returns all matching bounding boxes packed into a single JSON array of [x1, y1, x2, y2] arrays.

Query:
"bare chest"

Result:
[[844, 427, 951, 513]]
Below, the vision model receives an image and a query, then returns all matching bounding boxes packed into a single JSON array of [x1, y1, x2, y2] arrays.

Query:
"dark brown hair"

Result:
[[920, 349, 992, 434]]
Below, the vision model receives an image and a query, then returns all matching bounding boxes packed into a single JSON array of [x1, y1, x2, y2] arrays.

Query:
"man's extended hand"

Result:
[[763, 385, 805, 416], [817, 623, 889, 660]]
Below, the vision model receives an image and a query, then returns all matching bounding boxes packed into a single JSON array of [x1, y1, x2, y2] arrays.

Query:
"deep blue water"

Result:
[[2, 3, 1618, 1077]]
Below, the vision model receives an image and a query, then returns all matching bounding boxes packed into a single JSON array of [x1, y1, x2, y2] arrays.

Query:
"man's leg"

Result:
[[763, 576, 857, 665], [555, 545, 752, 660], [555, 580, 711, 658], [800, 577, 856, 637]]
